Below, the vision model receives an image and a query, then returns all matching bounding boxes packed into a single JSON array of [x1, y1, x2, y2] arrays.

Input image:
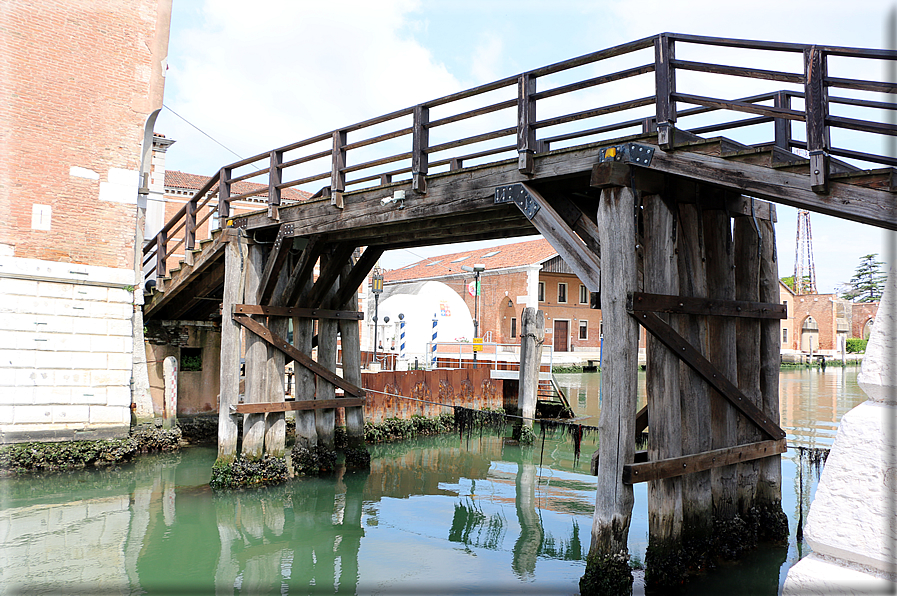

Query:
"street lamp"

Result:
[[462, 263, 485, 368], [371, 267, 383, 368]]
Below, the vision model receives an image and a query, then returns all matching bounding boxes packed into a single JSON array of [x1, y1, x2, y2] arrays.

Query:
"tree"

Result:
[[839, 254, 886, 302]]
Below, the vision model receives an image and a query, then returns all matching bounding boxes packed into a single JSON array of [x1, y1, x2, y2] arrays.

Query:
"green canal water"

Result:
[[0, 367, 867, 595]]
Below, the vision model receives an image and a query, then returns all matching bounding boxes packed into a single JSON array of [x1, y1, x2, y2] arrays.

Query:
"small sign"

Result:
[[439, 302, 451, 316], [472, 337, 483, 352]]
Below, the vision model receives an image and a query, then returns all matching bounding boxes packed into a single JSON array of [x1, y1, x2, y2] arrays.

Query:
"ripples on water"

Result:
[[0, 368, 867, 594]]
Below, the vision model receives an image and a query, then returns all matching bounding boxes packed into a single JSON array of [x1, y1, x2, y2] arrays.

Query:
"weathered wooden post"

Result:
[[263, 264, 290, 458], [702, 208, 739, 537], [316, 252, 338, 451], [676, 202, 713, 563], [242, 242, 266, 460], [582, 185, 639, 594], [518, 307, 544, 436], [734, 218, 761, 521], [217, 229, 244, 464], [757, 218, 788, 539], [339, 261, 368, 463], [642, 194, 684, 586], [292, 278, 317, 452]]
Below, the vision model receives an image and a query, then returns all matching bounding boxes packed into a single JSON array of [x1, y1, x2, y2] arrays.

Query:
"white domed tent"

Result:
[[374, 280, 474, 363]]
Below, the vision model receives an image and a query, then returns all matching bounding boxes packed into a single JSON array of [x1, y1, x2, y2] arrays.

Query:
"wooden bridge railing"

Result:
[[142, 32, 896, 282]]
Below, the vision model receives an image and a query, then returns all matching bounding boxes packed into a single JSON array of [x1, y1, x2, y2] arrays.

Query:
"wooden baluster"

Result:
[[218, 167, 232, 221], [269, 150, 283, 220], [518, 72, 536, 175], [805, 46, 830, 193], [654, 34, 676, 150], [155, 229, 167, 279], [185, 197, 196, 266], [331, 131, 347, 208], [773, 91, 792, 151], [412, 105, 429, 194]]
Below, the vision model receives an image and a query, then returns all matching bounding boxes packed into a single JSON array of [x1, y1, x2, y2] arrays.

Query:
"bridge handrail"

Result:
[[143, 32, 897, 284]]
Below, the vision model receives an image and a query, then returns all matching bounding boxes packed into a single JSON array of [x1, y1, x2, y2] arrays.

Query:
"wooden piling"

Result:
[[292, 277, 317, 450], [643, 194, 683, 581], [734, 217, 762, 517], [703, 208, 738, 523], [676, 203, 713, 546], [518, 307, 544, 429], [588, 185, 638, 572], [242, 243, 266, 460], [263, 259, 291, 458], [217, 230, 244, 464], [315, 252, 337, 450], [757, 218, 787, 539], [339, 261, 365, 449]]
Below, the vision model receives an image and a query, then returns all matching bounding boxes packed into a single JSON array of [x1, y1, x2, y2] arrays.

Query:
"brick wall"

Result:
[[0, 0, 171, 268], [851, 302, 878, 339]]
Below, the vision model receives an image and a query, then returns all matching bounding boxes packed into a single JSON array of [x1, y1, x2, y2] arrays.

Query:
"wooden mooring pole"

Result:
[[518, 307, 544, 432]]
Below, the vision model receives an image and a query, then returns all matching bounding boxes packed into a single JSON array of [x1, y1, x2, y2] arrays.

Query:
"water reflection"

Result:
[[0, 368, 868, 595]]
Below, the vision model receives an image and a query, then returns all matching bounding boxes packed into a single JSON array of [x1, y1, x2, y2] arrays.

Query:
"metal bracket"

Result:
[[228, 217, 248, 229], [597, 143, 655, 167], [494, 183, 541, 220]]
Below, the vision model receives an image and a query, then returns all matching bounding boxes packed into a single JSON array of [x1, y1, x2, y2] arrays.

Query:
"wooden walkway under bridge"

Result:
[[141, 32, 896, 589]]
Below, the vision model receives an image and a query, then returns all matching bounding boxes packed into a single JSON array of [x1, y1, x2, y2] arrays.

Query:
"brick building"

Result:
[[382, 238, 606, 353], [0, 1, 172, 443], [779, 281, 879, 356]]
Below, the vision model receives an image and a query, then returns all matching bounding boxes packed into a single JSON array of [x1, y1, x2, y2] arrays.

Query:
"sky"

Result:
[[156, 0, 896, 294]]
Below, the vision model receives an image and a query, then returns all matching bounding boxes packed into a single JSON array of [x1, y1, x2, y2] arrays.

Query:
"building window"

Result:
[[558, 283, 567, 303], [783, 300, 788, 314], [783, 328, 788, 343], [511, 317, 517, 339], [210, 206, 219, 237], [579, 284, 588, 304], [579, 320, 588, 340], [538, 282, 545, 302]]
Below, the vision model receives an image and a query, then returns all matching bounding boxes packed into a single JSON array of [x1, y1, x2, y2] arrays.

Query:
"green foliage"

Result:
[[553, 365, 584, 373], [512, 424, 537, 445], [846, 338, 868, 353], [209, 455, 289, 490], [840, 253, 886, 303], [181, 350, 203, 371]]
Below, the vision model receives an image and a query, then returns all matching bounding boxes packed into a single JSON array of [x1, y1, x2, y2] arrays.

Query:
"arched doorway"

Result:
[[863, 318, 875, 340], [801, 316, 819, 352]]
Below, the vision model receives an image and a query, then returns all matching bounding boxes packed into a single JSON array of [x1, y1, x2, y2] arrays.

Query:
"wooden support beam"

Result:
[[234, 305, 363, 320], [496, 183, 600, 292], [590, 184, 639, 557], [241, 243, 267, 461], [218, 167, 232, 219], [292, 277, 317, 449], [629, 292, 786, 319], [316, 251, 339, 449], [332, 246, 385, 309], [281, 236, 324, 307], [216, 231, 245, 464], [549, 194, 602, 259], [635, 405, 648, 437], [307, 244, 356, 309], [654, 34, 677, 149], [233, 398, 365, 414], [642, 145, 897, 230], [805, 46, 830, 193], [264, 256, 291, 458], [338, 259, 366, 450], [256, 223, 294, 305], [234, 314, 365, 397], [703, 208, 739, 522], [631, 310, 786, 441], [165, 265, 225, 320], [332, 131, 347, 208], [623, 439, 786, 484], [643, 190, 683, 550]]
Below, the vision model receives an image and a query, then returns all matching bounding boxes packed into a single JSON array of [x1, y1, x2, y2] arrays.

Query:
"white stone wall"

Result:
[[0, 256, 135, 442]]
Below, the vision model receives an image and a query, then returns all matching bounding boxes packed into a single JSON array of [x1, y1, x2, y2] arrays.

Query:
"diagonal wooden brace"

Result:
[[631, 310, 786, 440], [234, 314, 365, 398]]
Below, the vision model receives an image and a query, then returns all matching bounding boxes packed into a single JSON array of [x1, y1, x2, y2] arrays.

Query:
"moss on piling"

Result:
[[291, 445, 337, 476], [209, 455, 289, 491], [580, 550, 633, 596]]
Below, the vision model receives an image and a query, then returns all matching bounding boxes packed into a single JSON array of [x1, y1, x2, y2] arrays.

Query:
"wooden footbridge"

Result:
[[142, 33, 895, 589]]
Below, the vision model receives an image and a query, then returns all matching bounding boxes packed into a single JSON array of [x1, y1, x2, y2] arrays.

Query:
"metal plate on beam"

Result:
[[598, 143, 655, 166], [494, 184, 541, 219]]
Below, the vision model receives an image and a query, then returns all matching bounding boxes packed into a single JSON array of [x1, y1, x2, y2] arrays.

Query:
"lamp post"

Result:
[[371, 267, 383, 368], [462, 263, 485, 368]]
